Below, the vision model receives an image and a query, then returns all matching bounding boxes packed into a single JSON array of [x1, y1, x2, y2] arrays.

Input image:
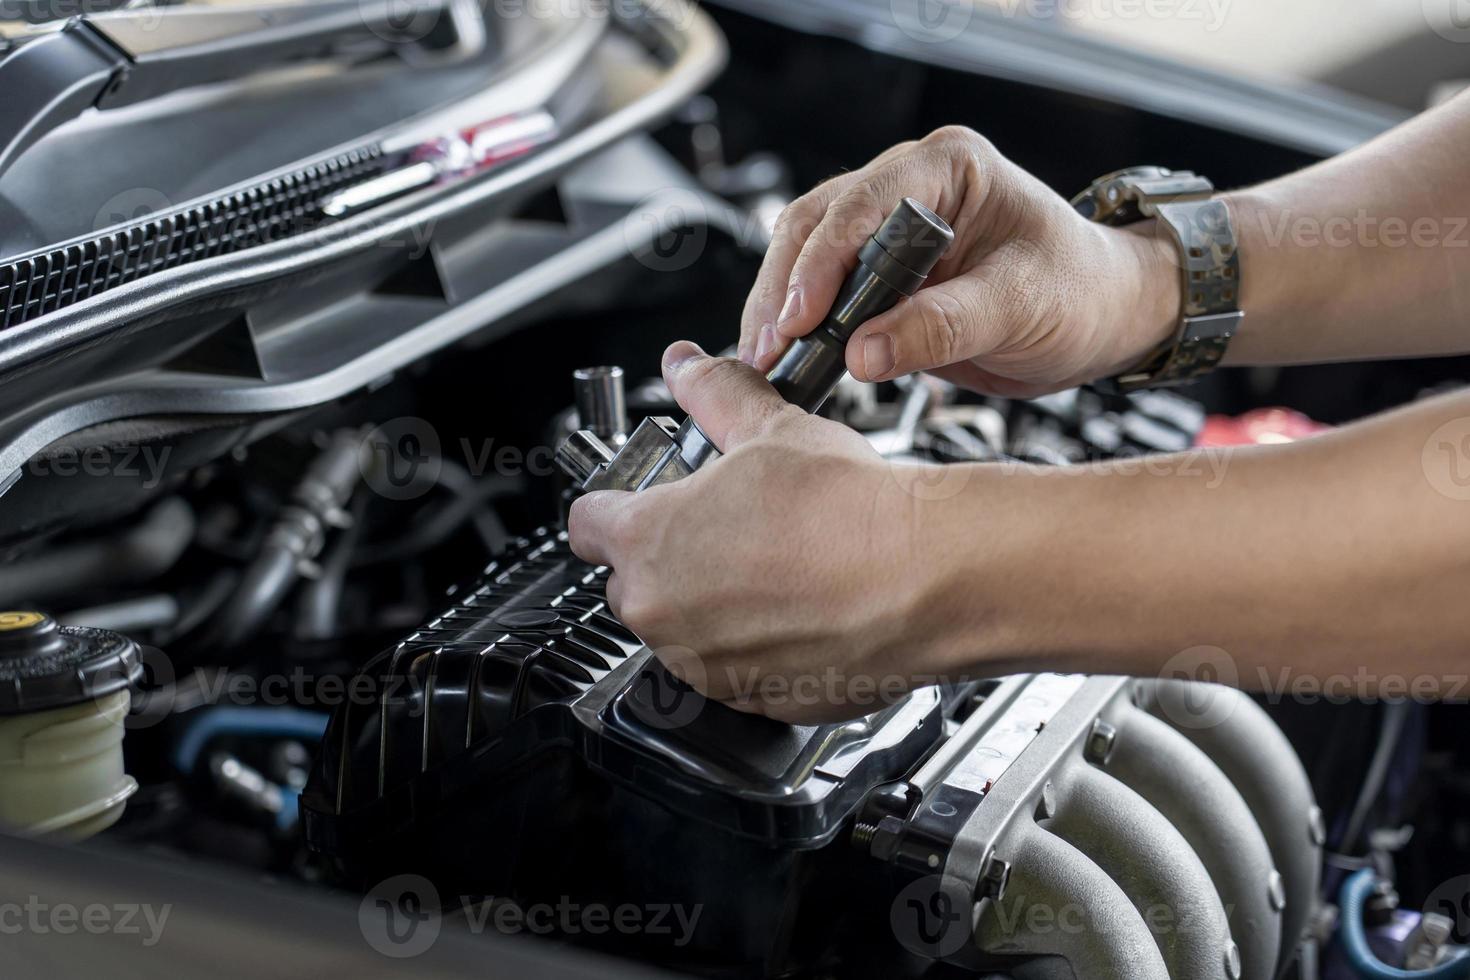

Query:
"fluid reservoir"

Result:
[[0, 611, 143, 838]]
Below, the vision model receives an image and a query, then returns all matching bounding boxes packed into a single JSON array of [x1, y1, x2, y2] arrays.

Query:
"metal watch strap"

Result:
[[1073, 167, 1242, 392]]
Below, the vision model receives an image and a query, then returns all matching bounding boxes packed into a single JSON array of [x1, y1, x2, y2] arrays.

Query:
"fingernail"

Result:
[[776, 286, 802, 327], [664, 341, 703, 371], [862, 333, 896, 379], [755, 324, 776, 363]]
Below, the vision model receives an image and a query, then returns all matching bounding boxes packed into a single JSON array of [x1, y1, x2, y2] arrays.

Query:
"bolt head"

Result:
[[978, 856, 1011, 902], [1224, 942, 1242, 980], [1268, 871, 1286, 912], [1035, 781, 1057, 820], [871, 815, 906, 863], [1086, 719, 1118, 764], [1308, 806, 1327, 846]]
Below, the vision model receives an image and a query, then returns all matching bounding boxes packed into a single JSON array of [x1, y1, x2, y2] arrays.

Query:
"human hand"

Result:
[[567, 341, 982, 724], [738, 126, 1180, 397]]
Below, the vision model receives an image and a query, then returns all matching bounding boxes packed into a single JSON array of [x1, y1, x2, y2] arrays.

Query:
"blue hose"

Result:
[[1339, 869, 1470, 979], [171, 706, 329, 773]]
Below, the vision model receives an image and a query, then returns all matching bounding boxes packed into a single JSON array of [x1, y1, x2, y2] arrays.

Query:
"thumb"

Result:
[[661, 341, 796, 452], [566, 489, 634, 568], [843, 276, 1022, 383]]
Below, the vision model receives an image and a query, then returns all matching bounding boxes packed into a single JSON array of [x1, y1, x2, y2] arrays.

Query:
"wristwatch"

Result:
[[1072, 166, 1242, 392]]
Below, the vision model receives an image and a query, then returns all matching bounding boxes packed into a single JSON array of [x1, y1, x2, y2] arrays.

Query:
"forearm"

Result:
[[930, 390, 1470, 694], [1220, 92, 1470, 365]]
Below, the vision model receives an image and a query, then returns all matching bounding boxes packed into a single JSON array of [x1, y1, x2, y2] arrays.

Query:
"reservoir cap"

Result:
[[0, 612, 142, 715]]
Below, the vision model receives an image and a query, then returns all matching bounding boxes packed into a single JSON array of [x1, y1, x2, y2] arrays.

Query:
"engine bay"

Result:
[[1, 3, 1469, 979]]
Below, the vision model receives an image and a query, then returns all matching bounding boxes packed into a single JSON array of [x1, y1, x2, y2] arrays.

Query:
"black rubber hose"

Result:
[[0, 496, 194, 603], [351, 461, 515, 567], [295, 494, 368, 641], [1338, 701, 1413, 856], [213, 547, 300, 648], [211, 430, 362, 648]]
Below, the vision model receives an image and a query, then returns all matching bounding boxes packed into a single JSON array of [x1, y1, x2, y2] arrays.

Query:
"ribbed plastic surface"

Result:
[[0, 144, 385, 330], [304, 526, 945, 856], [313, 528, 642, 816]]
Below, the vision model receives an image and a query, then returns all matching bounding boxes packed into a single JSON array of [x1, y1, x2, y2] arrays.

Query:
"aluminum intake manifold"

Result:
[[863, 675, 1322, 980]]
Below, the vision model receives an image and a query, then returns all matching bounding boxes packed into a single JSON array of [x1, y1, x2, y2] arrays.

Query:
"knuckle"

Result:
[[739, 434, 796, 478], [926, 125, 989, 156], [751, 273, 788, 318], [711, 354, 755, 389], [761, 404, 807, 439], [774, 195, 822, 240], [680, 352, 728, 392], [605, 507, 637, 551], [566, 496, 590, 536], [829, 183, 882, 220], [923, 127, 992, 203], [617, 597, 646, 632], [815, 188, 883, 256], [567, 497, 609, 552], [593, 500, 640, 558], [618, 592, 664, 638], [914, 291, 970, 368]]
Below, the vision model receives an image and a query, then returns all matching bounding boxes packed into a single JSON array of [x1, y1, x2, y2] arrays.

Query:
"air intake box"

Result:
[[300, 527, 951, 973]]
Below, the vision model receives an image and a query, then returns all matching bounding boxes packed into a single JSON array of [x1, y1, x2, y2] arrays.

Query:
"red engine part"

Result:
[[1196, 408, 1331, 447]]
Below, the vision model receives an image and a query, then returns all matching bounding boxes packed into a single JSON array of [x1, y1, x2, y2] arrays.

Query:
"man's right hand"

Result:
[[738, 126, 1181, 397]]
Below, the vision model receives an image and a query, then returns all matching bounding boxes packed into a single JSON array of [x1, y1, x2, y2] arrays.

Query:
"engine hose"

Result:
[[171, 706, 329, 774], [211, 430, 362, 647], [1338, 703, 1413, 855], [0, 497, 195, 602], [1338, 869, 1470, 979]]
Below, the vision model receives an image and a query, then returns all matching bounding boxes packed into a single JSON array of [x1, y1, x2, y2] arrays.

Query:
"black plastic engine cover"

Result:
[[301, 527, 947, 971]]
